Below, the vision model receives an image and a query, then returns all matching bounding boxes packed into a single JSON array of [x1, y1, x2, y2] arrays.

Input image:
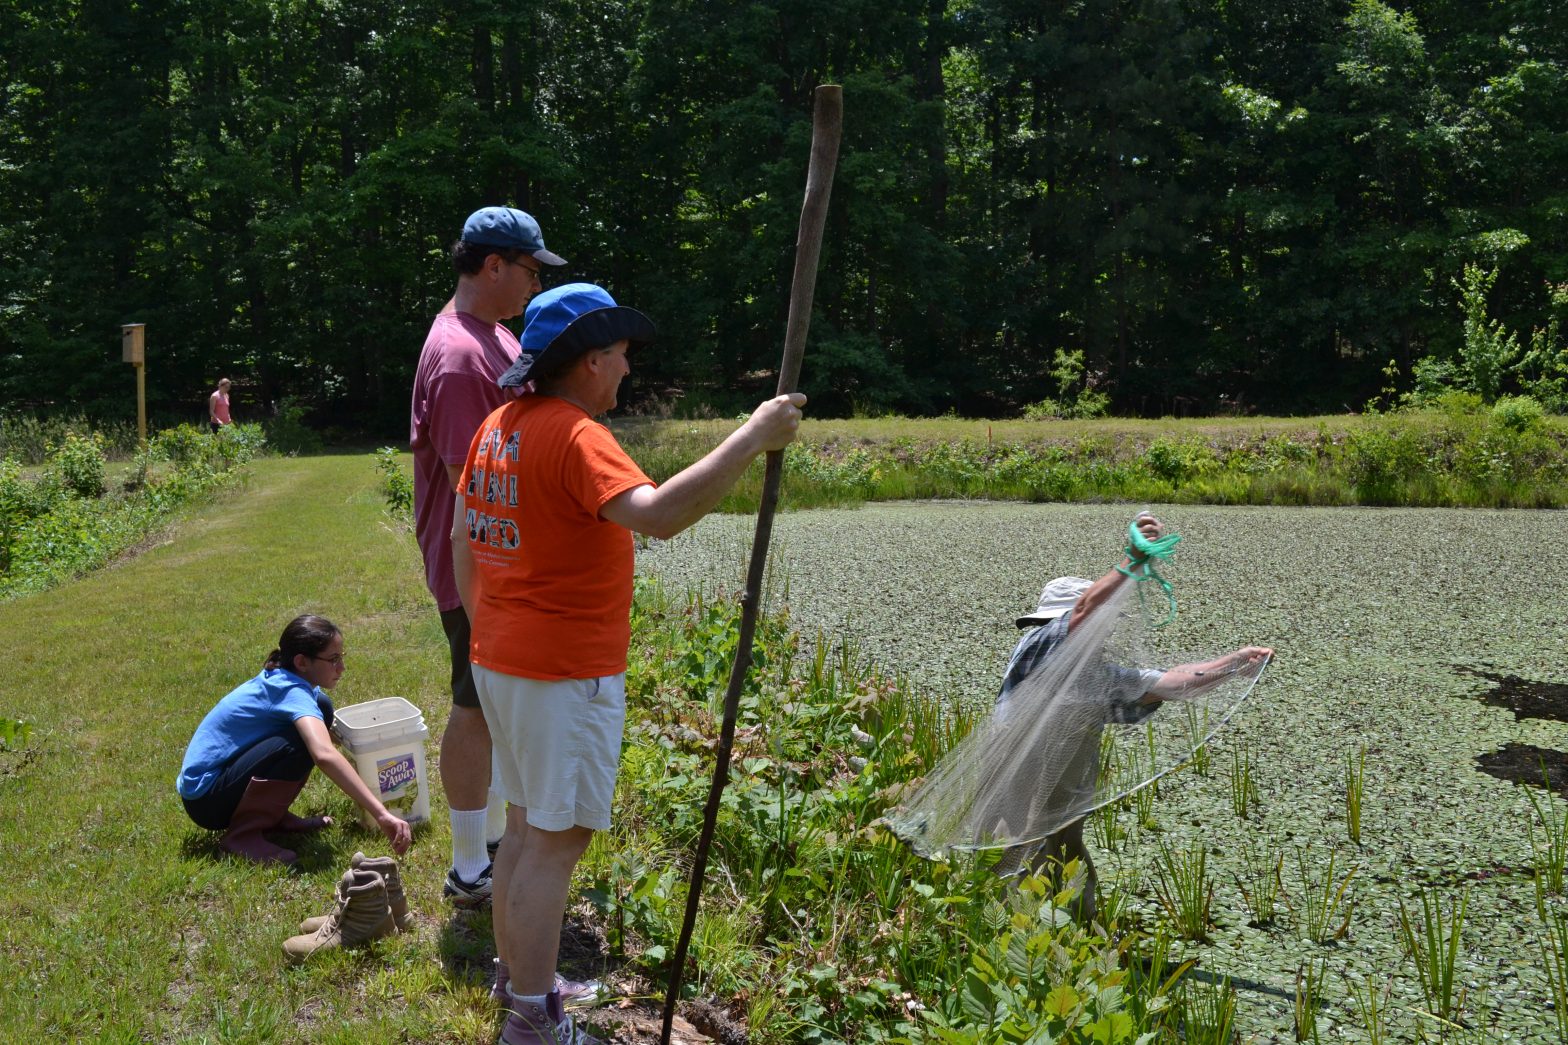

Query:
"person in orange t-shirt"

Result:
[[451, 283, 805, 1044]]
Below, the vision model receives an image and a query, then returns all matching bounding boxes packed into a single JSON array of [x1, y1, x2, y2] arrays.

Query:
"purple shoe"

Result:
[[498, 988, 603, 1045], [492, 959, 602, 1009]]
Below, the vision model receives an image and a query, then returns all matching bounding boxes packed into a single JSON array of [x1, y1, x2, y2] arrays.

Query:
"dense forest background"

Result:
[[1, 0, 1565, 431]]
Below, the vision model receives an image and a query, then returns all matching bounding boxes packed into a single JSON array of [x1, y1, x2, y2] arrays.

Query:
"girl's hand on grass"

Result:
[[379, 811, 413, 855]]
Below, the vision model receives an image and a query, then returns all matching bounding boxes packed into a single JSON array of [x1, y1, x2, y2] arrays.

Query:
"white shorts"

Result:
[[472, 663, 626, 832]]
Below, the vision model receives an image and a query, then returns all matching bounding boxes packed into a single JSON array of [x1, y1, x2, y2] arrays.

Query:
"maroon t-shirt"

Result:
[[409, 310, 519, 610]]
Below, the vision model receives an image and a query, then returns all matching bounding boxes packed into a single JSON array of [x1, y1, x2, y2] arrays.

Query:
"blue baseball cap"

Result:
[[497, 283, 656, 389], [460, 206, 567, 267]]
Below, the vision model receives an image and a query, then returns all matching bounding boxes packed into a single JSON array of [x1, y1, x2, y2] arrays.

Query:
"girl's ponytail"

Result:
[[264, 648, 285, 670]]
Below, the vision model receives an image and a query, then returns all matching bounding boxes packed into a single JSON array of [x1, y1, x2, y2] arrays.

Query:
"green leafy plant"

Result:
[[1397, 886, 1469, 1026], [1290, 846, 1356, 943], [1349, 974, 1393, 1045], [0, 414, 136, 465], [1542, 907, 1568, 1043], [1491, 394, 1546, 433], [908, 874, 1175, 1043], [1178, 975, 1237, 1045], [1293, 958, 1326, 1042], [1525, 781, 1568, 901], [48, 432, 107, 499], [1183, 704, 1211, 777], [263, 398, 323, 455], [1230, 743, 1259, 819], [1345, 745, 1365, 844], [1153, 840, 1214, 942], [1234, 842, 1284, 928], [1023, 349, 1110, 421], [1456, 263, 1520, 402], [373, 447, 413, 519], [0, 717, 30, 750], [1514, 282, 1568, 410], [2, 422, 261, 599], [1145, 437, 1218, 485]]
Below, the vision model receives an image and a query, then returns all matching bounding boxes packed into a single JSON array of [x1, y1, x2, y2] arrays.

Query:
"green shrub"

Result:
[[263, 399, 323, 455], [149, 423, 210, 466], [0, 459, 64, 573], [0, 414, 137, 465], [48, 432, 107, 498], [1021, 398, 1064, 421], [1492, 394, 1546, 433], [374, 447, 414, 518], [1343, 425, 1426, 504], [1144, 437, 1217, 485], [1456, 264, 1520, 402], [1, 422, 262, 598], [909, 874, 1175, 1042]]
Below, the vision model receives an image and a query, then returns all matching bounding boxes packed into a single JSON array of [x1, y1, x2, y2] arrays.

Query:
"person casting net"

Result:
[[885, 514, 1272, 897]]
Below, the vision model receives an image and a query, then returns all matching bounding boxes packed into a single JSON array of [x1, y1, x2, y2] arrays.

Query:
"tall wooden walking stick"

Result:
[[659, 83, 842, 1045]]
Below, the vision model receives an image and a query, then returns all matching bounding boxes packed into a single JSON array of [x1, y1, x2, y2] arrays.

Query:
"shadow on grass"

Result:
[[175, 825, 342, 872]]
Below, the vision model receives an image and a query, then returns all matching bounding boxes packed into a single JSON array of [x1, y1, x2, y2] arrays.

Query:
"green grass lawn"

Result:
[[0, 454, 503, 1043]]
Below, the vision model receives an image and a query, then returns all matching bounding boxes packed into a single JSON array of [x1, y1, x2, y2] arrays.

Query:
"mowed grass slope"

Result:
[[0, 455, 500, 1043]]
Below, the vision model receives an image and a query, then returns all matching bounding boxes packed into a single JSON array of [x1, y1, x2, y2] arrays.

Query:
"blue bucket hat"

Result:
[[460, 206, 568, 267], [497, 283, 656, 390]]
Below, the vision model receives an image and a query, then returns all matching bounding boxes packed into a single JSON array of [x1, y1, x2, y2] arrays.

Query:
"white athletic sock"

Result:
[[450, 807, 489, 881], [485, 790, 507, 846], [505, 987, 550, 1018]]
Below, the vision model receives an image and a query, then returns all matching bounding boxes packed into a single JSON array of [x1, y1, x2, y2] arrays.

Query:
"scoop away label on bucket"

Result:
[[377, 752, 417, 796]]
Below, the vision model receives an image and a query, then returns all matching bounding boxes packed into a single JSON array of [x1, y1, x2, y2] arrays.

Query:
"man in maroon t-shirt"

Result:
[[410, 207, 566, 904]]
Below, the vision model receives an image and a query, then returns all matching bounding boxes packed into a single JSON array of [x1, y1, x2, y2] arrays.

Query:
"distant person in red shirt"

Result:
[[410, 207, 566, 909], [208, 378, 232, 434], [452, 283, 805, 1044]]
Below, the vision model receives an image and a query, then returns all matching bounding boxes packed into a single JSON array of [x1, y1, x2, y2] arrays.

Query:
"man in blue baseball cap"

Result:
[[451, 283, 806, 1044], [409, 207, 568, 916]]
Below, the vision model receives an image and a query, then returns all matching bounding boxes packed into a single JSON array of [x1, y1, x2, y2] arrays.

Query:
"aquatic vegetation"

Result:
[[641, 501, 1568, 1038]]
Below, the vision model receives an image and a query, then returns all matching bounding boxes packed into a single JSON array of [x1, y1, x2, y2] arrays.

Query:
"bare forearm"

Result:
[[1067, 559, 1136, 632], [315, 748, 391, 819], [610, 427, 769, 539], [1147, 652, 1249, 699]]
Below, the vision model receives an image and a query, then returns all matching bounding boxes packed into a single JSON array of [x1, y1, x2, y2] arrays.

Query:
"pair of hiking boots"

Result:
[[282, 851, 413, 964]]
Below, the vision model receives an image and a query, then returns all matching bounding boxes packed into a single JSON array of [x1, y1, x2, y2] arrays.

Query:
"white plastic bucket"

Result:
[[332, 697, 431, 828]]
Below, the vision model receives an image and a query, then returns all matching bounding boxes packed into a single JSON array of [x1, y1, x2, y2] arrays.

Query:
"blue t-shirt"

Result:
[[176, 668, 330, 799]]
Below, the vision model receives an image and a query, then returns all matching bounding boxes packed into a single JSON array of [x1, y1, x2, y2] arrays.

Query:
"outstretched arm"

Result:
[[600, 394, 805, 539], [1138, 646, 1274, 703]]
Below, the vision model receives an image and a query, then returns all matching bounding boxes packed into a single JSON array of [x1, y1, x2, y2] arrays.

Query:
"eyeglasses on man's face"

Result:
[[505, 256, 542, 279]]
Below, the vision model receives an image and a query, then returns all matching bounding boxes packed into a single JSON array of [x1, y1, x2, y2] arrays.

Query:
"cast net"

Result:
[[884, 523, 1270, 866]]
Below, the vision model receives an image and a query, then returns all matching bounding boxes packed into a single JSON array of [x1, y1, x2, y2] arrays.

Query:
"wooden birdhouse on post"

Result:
[[122, 323, 146, 444]]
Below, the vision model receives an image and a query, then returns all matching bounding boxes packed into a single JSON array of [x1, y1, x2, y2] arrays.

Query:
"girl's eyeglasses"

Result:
[[311, 653, 346, 666]]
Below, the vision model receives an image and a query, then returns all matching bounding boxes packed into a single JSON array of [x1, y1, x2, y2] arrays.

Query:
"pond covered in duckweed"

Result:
[[639, 501, 1568, 1042]]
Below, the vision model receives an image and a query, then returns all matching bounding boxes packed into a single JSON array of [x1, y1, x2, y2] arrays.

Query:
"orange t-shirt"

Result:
[[459, 396, 653, 680]]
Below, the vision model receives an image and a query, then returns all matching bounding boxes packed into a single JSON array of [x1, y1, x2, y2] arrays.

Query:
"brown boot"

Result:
[[219, 777, 308, 865], [299, 853, 412, 934], [282, 868, 395, 964]]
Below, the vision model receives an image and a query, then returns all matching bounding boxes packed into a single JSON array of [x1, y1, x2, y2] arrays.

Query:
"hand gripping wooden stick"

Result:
[[659, 83, 842, 1044]]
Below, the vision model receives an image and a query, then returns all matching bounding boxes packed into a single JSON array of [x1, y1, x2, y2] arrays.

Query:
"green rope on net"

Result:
[[1116, 517, 1182, 626]]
